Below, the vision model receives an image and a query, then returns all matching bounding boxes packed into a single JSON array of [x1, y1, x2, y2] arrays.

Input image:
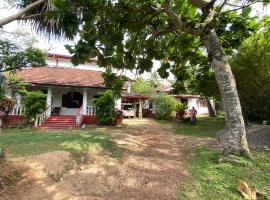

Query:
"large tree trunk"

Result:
[[205, 96, 216, 117], [201, 29, 251, 157]]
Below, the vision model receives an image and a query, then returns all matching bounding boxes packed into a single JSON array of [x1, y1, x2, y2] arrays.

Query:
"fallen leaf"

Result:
[[237, 179, 257, 200]]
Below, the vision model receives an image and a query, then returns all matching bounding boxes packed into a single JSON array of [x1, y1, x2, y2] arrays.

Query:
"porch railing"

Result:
[[86, 106, 96, 116], [10, 106, 24, 115], [34, 105, 52, 127]]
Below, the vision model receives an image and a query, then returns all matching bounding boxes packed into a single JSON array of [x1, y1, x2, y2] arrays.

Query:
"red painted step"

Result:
[[39, 116, 80, 130]]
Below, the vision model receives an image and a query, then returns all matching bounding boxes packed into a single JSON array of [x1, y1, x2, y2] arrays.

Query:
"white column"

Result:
[[46, 87, 52, 116], [152, 101, 156, 114], [6, 88, 12, 98], [115, 98, 122, 110], [134, 101, 137, 118], [46, 87, 52, 106], [138, 99, 143, 119], [82, 89, 88, 115]]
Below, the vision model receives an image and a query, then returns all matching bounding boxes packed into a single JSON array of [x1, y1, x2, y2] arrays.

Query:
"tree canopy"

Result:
[[131, 78, 155, 96], [231, 27, 270, 122]]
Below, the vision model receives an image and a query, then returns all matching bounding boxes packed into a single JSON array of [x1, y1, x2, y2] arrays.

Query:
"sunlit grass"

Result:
[[175, 115, 225, 138], [0, 128, 120, 158], [179, 148, 270, 200]]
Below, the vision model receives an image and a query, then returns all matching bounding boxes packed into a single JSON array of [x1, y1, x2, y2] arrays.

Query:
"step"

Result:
[[46, 120, 76, 122], [39, 126, 80, 130], [44, 122, 76, 125], [41, 123, 77, 127]]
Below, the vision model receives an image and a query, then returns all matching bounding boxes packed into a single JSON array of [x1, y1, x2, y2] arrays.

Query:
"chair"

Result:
[[51, 107, 61, 116]]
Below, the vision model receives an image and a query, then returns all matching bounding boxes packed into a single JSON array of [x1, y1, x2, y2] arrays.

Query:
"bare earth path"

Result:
[[4, 119, 218, 200]]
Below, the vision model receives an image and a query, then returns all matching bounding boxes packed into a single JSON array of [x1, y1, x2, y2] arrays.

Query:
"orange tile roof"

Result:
[[17, 67, 106, 88]]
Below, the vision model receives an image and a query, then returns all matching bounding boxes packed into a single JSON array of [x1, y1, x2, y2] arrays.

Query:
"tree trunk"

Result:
[[0, 0, 45, 27], [205, 96, 216, 117], [201, 29, 251, 157]]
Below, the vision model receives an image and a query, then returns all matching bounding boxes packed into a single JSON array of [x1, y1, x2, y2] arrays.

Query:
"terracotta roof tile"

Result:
[[17, 67, 105, 88]]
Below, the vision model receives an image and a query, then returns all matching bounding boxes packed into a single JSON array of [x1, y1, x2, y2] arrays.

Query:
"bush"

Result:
[[176, 102, 188, 123], [231, 29, 270, 122], [22, 91, 46, 122], [154, 94, 179, 120], [94, 90, 118, 125], [0, 97, 16, 127]]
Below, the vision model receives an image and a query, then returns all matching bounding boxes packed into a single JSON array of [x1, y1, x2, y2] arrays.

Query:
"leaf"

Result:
[[237, 180, 257, 200], [242, 7, 252, 18]]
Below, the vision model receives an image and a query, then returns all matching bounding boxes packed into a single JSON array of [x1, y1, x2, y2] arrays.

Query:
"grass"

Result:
[[179, 148, 270, 200], [0, 127, 120, 158], [175, 115, 225, 138]]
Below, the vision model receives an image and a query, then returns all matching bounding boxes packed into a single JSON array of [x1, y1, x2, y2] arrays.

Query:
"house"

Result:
[[6, 53, 131, 129], [6, 53, 214, 129], [143, 84, 215, 116]]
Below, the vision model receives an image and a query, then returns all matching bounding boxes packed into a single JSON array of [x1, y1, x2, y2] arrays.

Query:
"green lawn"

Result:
[[175, 116, 270, 200], [175, 115, 225, 138], [0, 128, 119, 158], [179, 148, 270, 200]]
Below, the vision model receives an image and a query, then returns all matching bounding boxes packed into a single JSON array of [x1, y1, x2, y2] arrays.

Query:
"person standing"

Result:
[[190, 107, 197, 124]]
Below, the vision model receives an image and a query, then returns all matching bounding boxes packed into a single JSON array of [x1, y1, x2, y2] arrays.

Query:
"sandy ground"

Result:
[[1, 118, 218, 200]]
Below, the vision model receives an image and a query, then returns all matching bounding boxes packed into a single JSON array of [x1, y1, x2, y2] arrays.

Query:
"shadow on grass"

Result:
[[0, 128, 121, 159]]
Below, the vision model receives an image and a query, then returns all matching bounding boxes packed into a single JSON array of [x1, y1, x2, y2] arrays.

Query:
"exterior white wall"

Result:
[[187, 98, 215, 115], [115, 98, 122, 110]]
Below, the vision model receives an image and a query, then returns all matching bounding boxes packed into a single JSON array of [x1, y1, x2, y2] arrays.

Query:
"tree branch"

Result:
[[0, 0, 46, 27], [162, 5, 202, 36]]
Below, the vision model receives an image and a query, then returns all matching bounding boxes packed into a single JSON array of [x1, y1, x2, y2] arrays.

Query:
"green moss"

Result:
[[179, 148, 270, 200]]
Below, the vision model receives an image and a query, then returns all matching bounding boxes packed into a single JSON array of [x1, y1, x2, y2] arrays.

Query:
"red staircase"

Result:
[[40, 116, 80, 130]]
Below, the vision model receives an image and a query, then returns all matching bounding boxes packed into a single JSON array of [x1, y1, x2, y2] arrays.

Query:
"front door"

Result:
[[61, 92, 83, 115]]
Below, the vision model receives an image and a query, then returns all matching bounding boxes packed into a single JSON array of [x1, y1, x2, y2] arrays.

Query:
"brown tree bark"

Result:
[[201, 29, 251, 157], [205, 96, 216, 117]]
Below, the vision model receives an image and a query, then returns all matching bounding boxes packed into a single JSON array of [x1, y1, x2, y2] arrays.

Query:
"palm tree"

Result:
[[148, 72, 161, 88]]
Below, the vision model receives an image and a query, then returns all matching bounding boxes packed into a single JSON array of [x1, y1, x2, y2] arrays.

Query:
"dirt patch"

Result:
[[3, 119, 219, 200], [26, 151, 71, 174]]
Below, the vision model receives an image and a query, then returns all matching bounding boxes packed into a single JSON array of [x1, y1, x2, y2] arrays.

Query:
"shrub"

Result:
[[0, 97, 16, 127], [154, 94, 179, 120], [176, 102, 188, 123], [22, 91, 46, 122], [94, 90, 118, 125], [231, 28, 270, 122]]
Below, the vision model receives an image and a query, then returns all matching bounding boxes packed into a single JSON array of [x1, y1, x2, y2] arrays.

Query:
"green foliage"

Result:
[[154, 93, 179, 120], [16, 0, 267, 104], [22, 91, 46, 122], [131, 78, 155, 96], [231, 28, 270, 122], [180, 148, 270, 199], [102, 69, 127, 97], [176, 102, 188, 122], [5, 74, 27, 95], [0, 37, 46, 73], [0, 97, 16, 127], [94, 90, 118, 126]]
